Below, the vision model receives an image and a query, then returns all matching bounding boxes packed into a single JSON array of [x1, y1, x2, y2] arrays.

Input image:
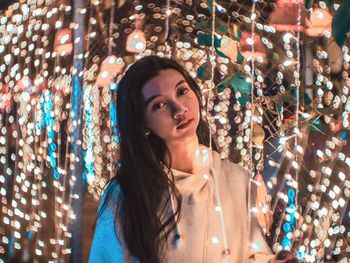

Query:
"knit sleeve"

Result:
[[222, 161, 274, 262], [88, 180, 136, 263], [248, 212, 274, 263], [248, 177, 275, 263]]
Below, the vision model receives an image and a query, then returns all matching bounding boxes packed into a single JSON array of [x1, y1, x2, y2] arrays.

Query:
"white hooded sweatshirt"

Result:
[[89, 147, 274, 263]]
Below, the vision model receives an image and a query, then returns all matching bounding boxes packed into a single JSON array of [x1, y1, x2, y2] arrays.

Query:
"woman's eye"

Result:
[[152, 102, 165, 111], [178, 87, 189, 96]]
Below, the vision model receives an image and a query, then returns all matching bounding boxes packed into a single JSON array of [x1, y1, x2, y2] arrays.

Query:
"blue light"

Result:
[[340, 130, 348, 140], [109, 94, 119, 143], [82, 86, 95, 186], [282, 187, 296, 247], [288, 189, 295, 201], [283, 222, 291, 232], [42, 91, 59, 180], [297, 250, 304, 260], [281, 236, 291, 250], [110, 82, 119, 91], [26, 231, 33, 240]]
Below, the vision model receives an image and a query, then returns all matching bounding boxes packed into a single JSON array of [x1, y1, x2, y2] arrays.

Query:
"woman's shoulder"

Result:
[[217, 156, 250, 187], [98, 178, 122, 217], [221, 159, 248, 175], [89, 178, 128, 262]]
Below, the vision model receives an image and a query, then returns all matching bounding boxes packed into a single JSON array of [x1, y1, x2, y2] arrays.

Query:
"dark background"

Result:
[[0, 0, 14, 10]]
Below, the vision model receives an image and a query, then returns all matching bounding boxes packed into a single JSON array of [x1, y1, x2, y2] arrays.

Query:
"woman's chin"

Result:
[[174, 127, 198, 140]]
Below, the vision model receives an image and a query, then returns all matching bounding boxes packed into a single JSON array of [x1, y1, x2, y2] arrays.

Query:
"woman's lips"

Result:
[[177, 119, 194, 129]]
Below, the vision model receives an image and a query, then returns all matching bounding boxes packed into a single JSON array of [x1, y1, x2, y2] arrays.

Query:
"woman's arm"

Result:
[[89, 205, 126, 262], [248, 210, 275, 263], [89, 181, 136, 263], [247, 177, 298, 263]]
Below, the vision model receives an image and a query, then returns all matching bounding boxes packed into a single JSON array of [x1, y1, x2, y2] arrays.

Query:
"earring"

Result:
[[145, 131, 150, 137]]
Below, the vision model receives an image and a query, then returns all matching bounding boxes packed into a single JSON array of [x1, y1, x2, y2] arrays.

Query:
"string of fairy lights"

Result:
[[0, 0, 349, 262]]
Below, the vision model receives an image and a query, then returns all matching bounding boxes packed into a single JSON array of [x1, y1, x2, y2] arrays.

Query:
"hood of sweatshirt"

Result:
[[166, 145, 231, 257], [170, 145, 221, 204]]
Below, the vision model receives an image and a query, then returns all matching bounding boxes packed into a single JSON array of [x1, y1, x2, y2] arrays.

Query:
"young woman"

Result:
[[89, 56, 297, 263]]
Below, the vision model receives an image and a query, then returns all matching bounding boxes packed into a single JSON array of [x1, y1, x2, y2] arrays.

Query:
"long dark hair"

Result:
[[106, 56, 215, 262]]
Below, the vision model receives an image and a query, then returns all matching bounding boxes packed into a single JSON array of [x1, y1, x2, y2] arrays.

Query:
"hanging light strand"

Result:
[[207, 0, 216, 151]]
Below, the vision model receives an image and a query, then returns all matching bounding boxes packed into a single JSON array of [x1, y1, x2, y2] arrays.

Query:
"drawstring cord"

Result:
[[169, 188, 182, 245], [210, 167, 230, 258], [168, 149, 230, 260]]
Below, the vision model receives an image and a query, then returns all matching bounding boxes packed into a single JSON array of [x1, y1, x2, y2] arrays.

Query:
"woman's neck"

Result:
[[167, 136, 208, 174]]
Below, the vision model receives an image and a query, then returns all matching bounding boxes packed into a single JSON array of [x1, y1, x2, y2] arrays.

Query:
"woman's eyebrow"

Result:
[[175, 79, 186, 88], [145, 95, 160, 108], [144, 79, 187, 107]]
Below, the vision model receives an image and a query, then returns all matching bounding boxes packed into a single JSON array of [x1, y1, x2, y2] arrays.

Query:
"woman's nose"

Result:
[[172, 101, 187, 119]]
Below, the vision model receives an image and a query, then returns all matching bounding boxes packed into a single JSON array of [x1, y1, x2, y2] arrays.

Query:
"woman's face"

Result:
[[142, 69, 200, 144]]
